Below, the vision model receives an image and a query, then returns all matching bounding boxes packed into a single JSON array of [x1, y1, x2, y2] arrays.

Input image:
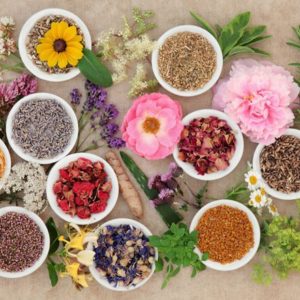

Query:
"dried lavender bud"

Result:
[[0, 212, 44, 272], [12, 99, 73, 159]]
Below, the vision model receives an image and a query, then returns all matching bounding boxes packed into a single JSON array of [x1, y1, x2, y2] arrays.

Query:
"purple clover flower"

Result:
[[70, 88, 82, 105], [107, 137, 125, 149], [158, 188, 174, 201]]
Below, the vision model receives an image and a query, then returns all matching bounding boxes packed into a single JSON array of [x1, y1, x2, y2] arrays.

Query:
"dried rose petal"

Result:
[[178, 116, 236, 175]]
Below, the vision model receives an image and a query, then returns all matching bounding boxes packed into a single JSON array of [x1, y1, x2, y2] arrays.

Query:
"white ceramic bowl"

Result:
[[190, 200, 260, 271], [173, 109, 244, 181], [0, 139, 11, 189], [6, 92, 78, 165], [47, 152, 119, 225], [152, 25, 223, 97], [18, 8, 92, 82], [253, 128, 300, 200], [0, 206, 50, 278], [88, 218, 157, 292]]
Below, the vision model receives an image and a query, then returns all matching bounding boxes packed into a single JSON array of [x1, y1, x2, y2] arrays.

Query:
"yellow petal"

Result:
[[57, 52, 68, 68], [63, 26, 77, 41], [66, 41, 83, 50], [68, 234, 84, 250], [45, 28, 55, 40], [39, 37, 53, 44], [65, 262, 80, 279], [36, 43, 53, 53], [66, 47, 83, 59], [76, 250, 95, 266], [39, 48, 55, 61], [57, 21, 68, 37], [47, 52, 58, 67], [75, 274, 89, 288], [50, 22, 59, 39], [70, 35, 83, 43], [65, 54, 78, 66]]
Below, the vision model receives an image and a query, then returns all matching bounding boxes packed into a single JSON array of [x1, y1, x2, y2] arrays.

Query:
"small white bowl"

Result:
[[190, 200, 260, 271], [152, 25, 223, 97], [47, 152, 119, 225], [6, 92, 78, 165], [88, 218, 157, 292], [18, 8, 92, 82], [173, 109, 244, 181], [253, 128, 300, 200], [0, 206, 50, 278], [0, 139, 11, 189]]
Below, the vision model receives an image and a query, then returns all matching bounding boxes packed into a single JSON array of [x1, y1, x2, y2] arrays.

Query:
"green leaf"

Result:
[[202, 252, 209, 261], [47, 262, 58, 287], [155, 256, 164, 272], [78, 48, 113, 87], [292, 26, 300, 40], [227, 45, 255, 57], [190, 11, 217, 38], [120, 151, 182, 226], [289, 62, 300, 67], [46, 217, 59, 255], [245, 35, 272, 45], [239, 25, 266, 45], [287, 41, 300, 50], [219, 11, 251, 57], [195, 182, 208, 207], [249, 47, 270, 56]]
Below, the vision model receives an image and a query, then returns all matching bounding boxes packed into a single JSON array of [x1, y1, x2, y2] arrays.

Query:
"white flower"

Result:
[[268, 203, 279, 217], [0, 39, 5, 55], [2, 162, 47, 214], [249, 189, 268, 208], [245, 170, 261, 191], [0, 16, 15, 27]]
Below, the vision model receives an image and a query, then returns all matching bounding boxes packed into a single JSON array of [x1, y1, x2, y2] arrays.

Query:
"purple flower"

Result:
[[12, 73, 38, 97], [148, 175, 165, 191], [101, 123, 119, 139], [107, 137, 125, 149], [83, 80, 107, 111], [99, 104, 119, 125], [70, 88, 82, 105], [158, 188, 174, 201]]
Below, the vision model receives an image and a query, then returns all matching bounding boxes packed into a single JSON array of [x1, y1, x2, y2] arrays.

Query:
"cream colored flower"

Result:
[[76, 250, 95, 266], [245, 170, 261, 191], [249, 189, 268, 208], [268, 203, 279, 217]]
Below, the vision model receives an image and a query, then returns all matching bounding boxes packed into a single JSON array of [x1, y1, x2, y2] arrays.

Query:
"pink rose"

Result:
[[121, 93, 183, 160], [212, 59, 299, 145]]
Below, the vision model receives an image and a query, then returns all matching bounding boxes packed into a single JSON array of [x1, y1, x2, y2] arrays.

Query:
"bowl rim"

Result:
[[0, 206, 50, 278], [151, 25, 223, 97], [46, 152, 119, 225], [18, 8, 92, 82], [252, 128, 300, 200], [0, 139, 11, 190], [87, 218, 158, 292], [189, 199, 260, 271], [173, 109, 244, 181], [6, 92, 79, 165]]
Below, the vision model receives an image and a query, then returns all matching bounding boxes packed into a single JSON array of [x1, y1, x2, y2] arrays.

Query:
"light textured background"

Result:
[[1, 0, 300, 299]]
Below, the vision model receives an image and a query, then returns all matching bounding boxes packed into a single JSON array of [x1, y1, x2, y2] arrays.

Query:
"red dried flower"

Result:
[[53, 157, 111, 219], [178, 116, 236, 175]]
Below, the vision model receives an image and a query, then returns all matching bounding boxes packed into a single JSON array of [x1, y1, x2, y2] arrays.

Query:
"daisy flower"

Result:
[[268, 203, 279, 217], [36, 21, 83, 68], [249, 189, 268, 208], [245, 170, 261, 191]]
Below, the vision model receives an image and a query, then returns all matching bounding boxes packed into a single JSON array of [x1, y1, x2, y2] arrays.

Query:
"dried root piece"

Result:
[[105, 151, 143, 218]]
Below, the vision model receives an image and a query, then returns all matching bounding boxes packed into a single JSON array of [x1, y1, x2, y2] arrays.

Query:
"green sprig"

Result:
[[149, 223, 207, 288], [190, 11, 271, 59]]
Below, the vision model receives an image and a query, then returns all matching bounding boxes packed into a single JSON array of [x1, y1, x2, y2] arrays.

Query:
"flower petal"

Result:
[[76, 250, 95, 266], [63, 25, 77, 41]]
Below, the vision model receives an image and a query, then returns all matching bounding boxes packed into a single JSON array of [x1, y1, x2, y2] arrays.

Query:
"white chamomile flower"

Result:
[[0, 16, 14, 26], [249, 189, 268, 208], [268, 203, 279, 217], [245, 170, 261, 191]]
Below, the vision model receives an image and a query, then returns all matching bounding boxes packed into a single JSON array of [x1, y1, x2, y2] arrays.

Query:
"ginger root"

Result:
[[106, 151, 143, 218]]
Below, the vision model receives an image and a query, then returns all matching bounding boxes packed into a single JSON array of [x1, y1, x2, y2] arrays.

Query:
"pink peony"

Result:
[[121, 93, 183, 160], [212, 59, 299, 145]]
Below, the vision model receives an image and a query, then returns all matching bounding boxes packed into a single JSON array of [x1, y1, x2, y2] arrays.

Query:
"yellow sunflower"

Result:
[[36, 21, 83, 69]]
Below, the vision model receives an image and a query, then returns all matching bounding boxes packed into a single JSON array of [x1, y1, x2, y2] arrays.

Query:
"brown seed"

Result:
[[158, 32, 216, 91], [196, 205, 254, 264], [260, 135, 300, 193]]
